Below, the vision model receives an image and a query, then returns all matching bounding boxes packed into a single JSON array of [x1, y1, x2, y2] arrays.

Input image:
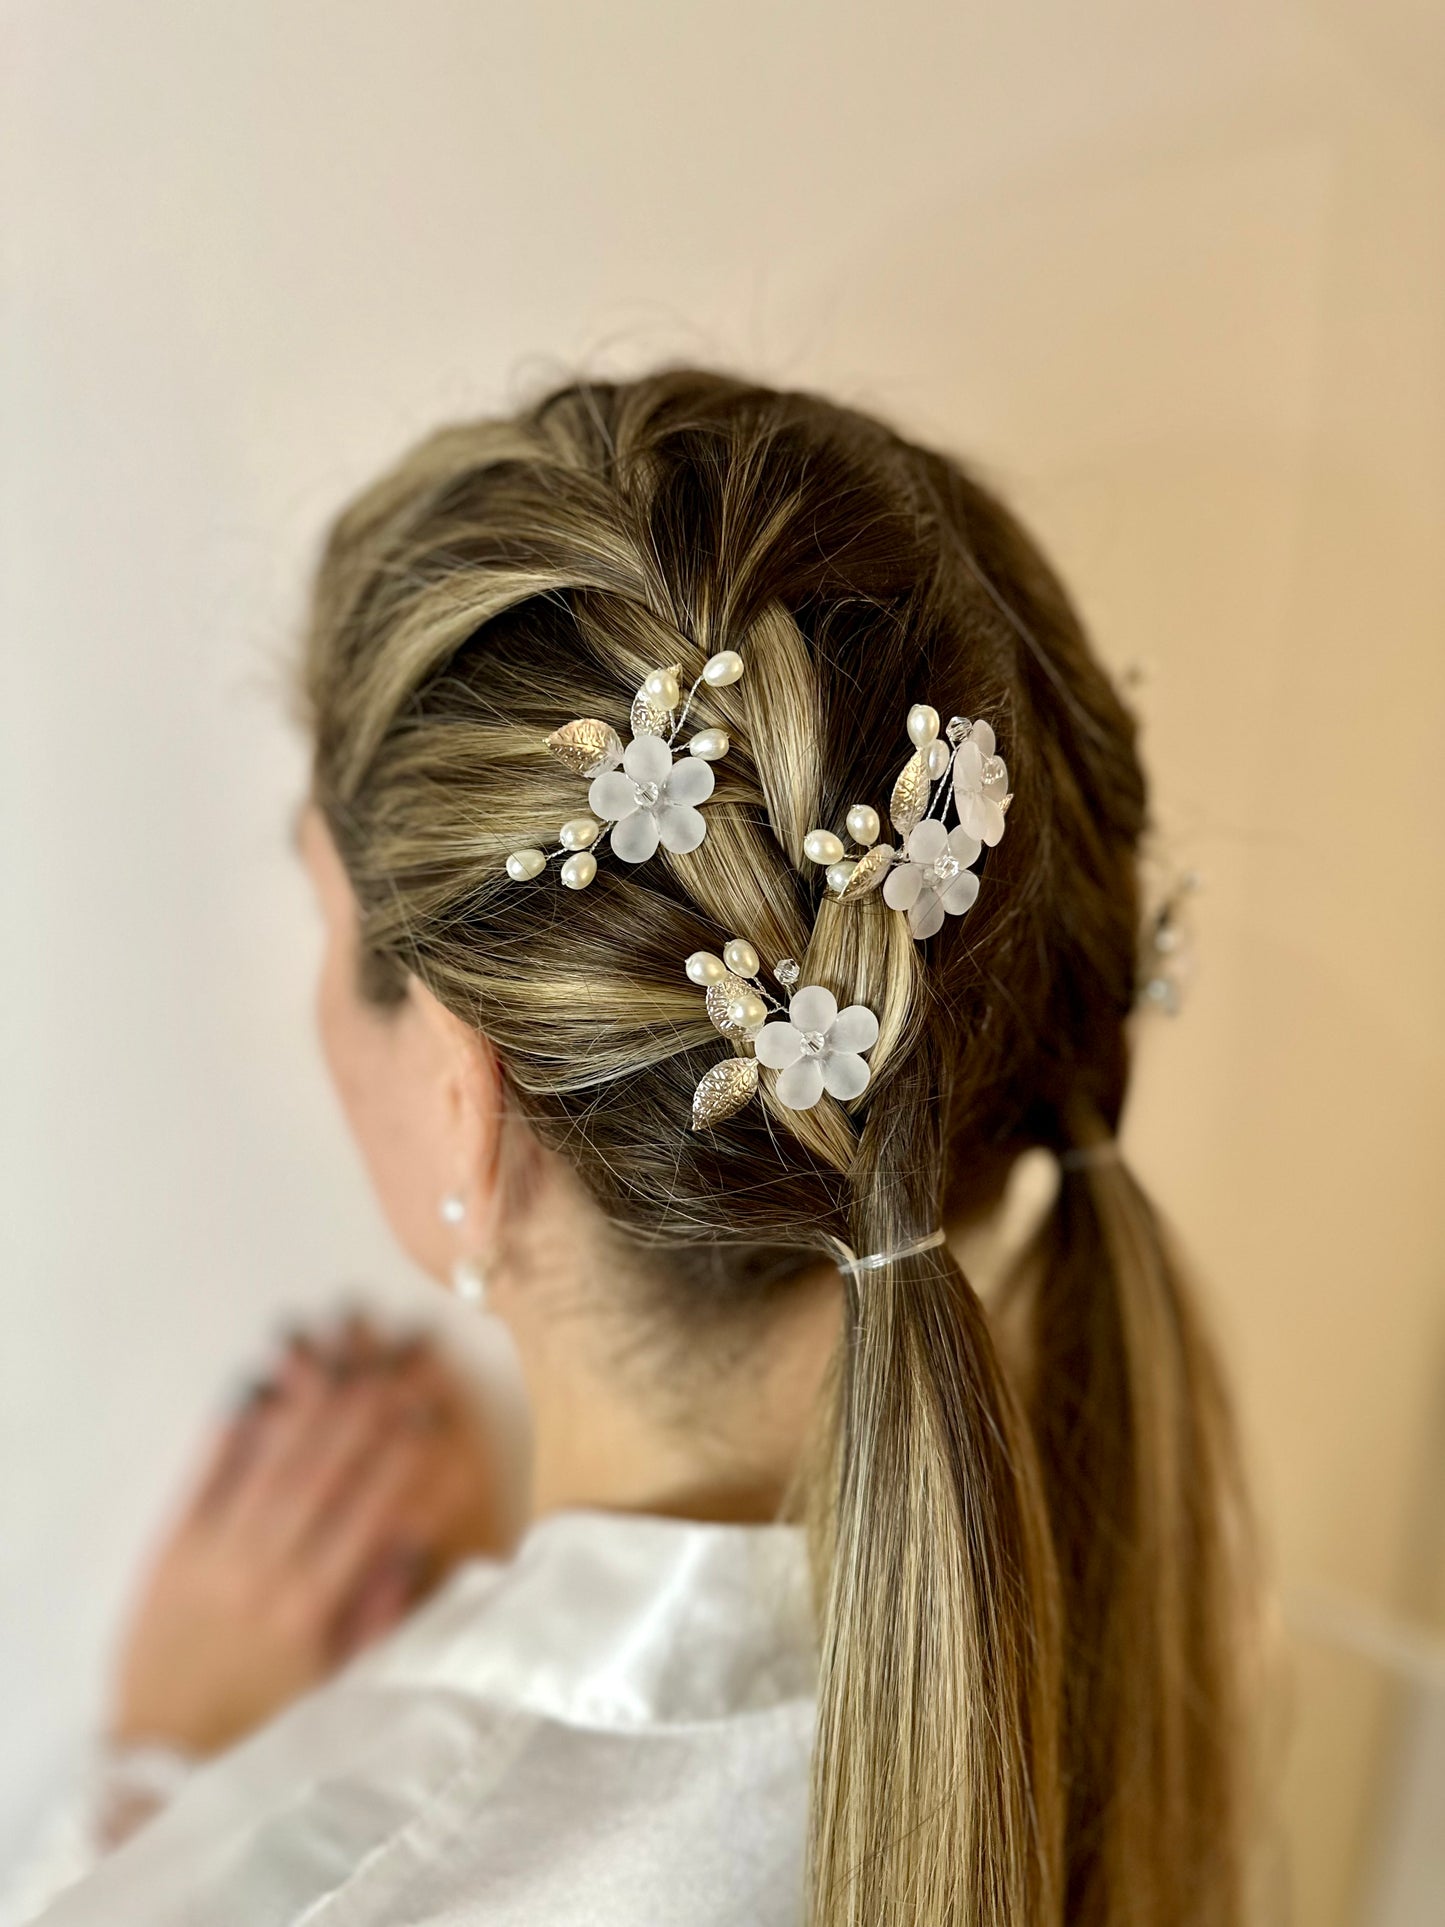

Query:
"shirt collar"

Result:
[[367, 1504, 818, 1730]]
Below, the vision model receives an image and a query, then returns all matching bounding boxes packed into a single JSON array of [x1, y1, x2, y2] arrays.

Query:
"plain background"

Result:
[[3, 4, 1443, 1923]]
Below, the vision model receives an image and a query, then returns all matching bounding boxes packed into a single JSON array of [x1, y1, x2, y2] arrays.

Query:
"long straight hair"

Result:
[[300, 367, 1259, 1926]]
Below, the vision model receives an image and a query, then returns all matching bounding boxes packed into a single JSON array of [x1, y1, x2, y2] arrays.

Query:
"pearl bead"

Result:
[[643, 668, 681, 709], [559, 816, 600, 851], [722, 938, 760, 978], [505, 848, 547, 881], [686, 950, 726, 985], [927, 738, 951, 778], [728, 990, 767, 1033], [688, 727, 729, 761], [559, 851, 597, 890], [908, 703, 941, 747], [702, 649, 744, 687], [826, 859, 858, 894], [845, 804, 880, 847], [803, 829, 845, 867], [439, 1192, 466, 1225]]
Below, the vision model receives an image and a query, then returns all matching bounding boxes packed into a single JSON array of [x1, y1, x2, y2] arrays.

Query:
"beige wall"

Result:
[[4, 4, 1442, 1920]]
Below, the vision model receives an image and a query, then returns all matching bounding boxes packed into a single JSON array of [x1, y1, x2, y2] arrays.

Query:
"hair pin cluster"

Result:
[[801, 703, 1012, 940], [683, 941, 879, 1130], [504, 650, 745, 889]]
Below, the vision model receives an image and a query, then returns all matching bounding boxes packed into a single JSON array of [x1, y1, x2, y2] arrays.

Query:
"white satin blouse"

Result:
[[14, 1507, 818, 1926]]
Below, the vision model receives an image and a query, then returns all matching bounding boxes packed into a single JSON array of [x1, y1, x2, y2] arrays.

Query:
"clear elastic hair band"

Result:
[[836, 1228, 948, 1276]]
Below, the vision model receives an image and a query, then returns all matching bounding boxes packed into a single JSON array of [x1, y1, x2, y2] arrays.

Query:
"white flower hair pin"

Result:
[[801, 703, 1013, 940], [505, 651, 745, 889], [684, 941, 879, 1130]]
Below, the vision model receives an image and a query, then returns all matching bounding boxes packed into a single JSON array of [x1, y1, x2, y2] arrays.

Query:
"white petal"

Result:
[[883, 861, 923, 910], [956, 789, 990, 842], [788, 985, 838, 1033], [588, 771, 637, 822], [946, 824, 982, 868], [941, 871, 981, 916], [829, 1005, 879, 1054], [623, 733, 672, 784], [662, 758, 715, 808], [755, 1021, 803, 1069], [608, 809, 661, 862], [953, 739, 984, 795], [908, 890, 946, 939], [907, 818, 948, 865], [775, 1058, 825, 1110], [979, 796, 1007, 847], [970, 719, 996, 758], [822, 1052, 871, 1101], [656, 803, 707, 853]]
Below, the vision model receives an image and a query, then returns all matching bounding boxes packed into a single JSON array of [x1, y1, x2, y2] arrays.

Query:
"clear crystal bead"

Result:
[[775, 958, 800, 986], [632, 780, 661, 808], [945, 716, 971, 746], [799, 1030, 828, 1058], [934, 852, 960, 881]]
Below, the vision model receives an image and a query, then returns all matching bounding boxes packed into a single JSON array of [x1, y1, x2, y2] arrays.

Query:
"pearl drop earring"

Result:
[[451, 1254, 489, 1308], [439, 1192, 466, 1226]]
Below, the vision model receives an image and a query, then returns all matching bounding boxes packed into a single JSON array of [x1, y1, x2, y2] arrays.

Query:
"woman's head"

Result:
[[299, 372, 1142, 1286], [297, 369, 1254, 1926]]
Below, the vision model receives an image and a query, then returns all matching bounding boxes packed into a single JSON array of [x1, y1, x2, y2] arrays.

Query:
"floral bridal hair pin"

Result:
[[800, 702, 1012, 940], [504, 649, 745, 889]]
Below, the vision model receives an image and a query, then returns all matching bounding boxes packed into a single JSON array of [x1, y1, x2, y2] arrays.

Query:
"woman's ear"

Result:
[[408, 976, 506, 1223]]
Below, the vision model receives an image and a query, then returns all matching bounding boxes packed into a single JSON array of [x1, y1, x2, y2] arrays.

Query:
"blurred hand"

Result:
[[109, 1314, 506, 1759]]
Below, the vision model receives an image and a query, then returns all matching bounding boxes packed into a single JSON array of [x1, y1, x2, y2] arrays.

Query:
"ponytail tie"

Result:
[[1059, 1141, 1121, 1171], [836, 1228, 948, 1276]]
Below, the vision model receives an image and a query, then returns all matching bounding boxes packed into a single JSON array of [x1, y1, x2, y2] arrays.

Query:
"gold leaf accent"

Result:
[[690, 1056, 760, 1131], [630, 664, 680, 739], [705, 970, 756, 1038], [835, 843, 896, 901], [546, 718, 622, 778], [889, 749, 930, 837]]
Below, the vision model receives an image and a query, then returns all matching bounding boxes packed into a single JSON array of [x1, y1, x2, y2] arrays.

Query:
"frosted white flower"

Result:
[[882, 819, 982, 940], [951, 718, 1010, 847], [587, 732, 715, 862], [753, 986, 879, 1111]]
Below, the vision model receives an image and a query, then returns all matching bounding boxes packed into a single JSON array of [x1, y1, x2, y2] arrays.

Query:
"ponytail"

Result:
[[805, 1139, 1066, 1926], [1000, 1125, 1257, 1926]]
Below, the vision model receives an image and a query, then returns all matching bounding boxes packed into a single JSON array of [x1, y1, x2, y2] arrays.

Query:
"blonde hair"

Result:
[[299, 369, 1258, 1926]]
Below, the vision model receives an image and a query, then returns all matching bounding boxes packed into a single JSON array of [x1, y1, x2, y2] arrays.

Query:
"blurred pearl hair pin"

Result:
[[686, 938, 878, 1130], [506, 649, 746, 888], [802, 703, 1013, 939], [837, 1228, 948, 1275]]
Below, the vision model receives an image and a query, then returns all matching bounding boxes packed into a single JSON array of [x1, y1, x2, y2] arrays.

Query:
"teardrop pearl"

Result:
[[908, 703, 941, 747], [728, 990, 768, 1033], [702, 650, 744, 687], [686, 950, 727, 986], [927, 738, 951, 778], [845, 804, 881, 847], [722, 938, 760, 978], [644, 668, 681, 709], [559, 816, 600, 851], [826, 859, 858, 894], [688, 727, 730, 761], [560, 851, 597, 890], [803, 829, 845, 867], [506, 848, 547, 881]]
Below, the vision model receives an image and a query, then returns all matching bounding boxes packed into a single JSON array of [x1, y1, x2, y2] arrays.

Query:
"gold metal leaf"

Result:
[[546, 718, 622, 778], [889, 748, 930, 837], [691, 1056, 759, 1131], [630, 665, 680, 738], [835, 843, 896, 901], [705, 970, 756, 1039]]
